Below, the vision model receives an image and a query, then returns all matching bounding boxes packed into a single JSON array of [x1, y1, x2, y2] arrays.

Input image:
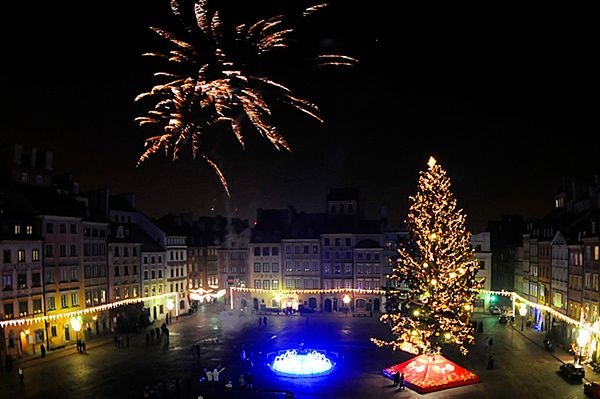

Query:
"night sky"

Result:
[[1, 1, 596, 231]]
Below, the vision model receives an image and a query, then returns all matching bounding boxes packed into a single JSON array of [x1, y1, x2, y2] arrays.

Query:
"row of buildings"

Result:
[[0, 143, 493, 365], [505, 178, 600, 361]]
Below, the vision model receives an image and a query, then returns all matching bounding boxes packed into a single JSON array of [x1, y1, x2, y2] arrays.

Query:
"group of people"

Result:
[[392, 371, 405, 390], [145, 323, 170, 345], [258, 316, 268, 326], [77, 339, 88, 354]]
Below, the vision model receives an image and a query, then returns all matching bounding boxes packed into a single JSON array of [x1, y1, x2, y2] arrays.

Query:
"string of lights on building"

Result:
[[0, 292, 178, 328]]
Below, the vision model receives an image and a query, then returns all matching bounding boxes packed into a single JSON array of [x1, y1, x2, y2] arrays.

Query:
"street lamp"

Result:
[[577, 328, 591, 365], [519, 304, 527, 331], [70, 315, 83, 349], [343, 294, 351, 316], [166, 299, 175, 324]]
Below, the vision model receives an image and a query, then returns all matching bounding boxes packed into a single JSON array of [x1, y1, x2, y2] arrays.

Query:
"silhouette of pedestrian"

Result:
[[487, 353, 495, 370], [82, 342, 87, 354], [259, 317, 262, 327], [18, 367, 24, 384], [398, 373, 405, 391], [245, 372, 253, 389], [40, 344, 46, 358], [263, 316, 267, 326], [393, 371, 400, 387]]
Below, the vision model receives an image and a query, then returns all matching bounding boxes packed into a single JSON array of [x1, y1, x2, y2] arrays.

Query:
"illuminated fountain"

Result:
[[268, 348, 337, 377]]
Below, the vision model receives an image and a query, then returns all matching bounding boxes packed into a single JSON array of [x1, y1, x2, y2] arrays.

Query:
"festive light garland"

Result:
[[229, 287, 387, 295], [481, 289, 593, 332], [0, 292, 178, 329]]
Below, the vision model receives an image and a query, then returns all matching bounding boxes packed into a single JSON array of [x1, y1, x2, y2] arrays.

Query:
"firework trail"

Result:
[[135, 0, 357, 196]]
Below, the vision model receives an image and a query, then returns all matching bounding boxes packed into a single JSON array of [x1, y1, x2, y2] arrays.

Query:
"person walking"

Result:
[[393, 371, 400, 387], [258, 317, 262, 327], [18, 367, 24, 384], [82, 341, 87, 354], [398, 372, 405, 391], [263, 316, 267, 326], [487, 353, 495, 370], [40, 343, 46, 358], [238, 373, 246, 388], [245, 372, 253, 389], [204, 368, 213, 382], [195, 343, 201, 360]]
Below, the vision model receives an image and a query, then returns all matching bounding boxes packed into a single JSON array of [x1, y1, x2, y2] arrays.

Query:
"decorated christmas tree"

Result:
[[373, 156, 483, 393]]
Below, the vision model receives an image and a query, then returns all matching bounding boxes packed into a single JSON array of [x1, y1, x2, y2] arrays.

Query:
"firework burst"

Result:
[[135, 0, 356, 196]]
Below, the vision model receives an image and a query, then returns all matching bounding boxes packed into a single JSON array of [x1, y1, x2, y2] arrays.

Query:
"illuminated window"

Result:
[[18, 250, 25, 262], [14, 225, 21, 234]]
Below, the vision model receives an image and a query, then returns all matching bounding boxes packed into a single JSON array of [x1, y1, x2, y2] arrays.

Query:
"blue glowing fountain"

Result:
[[268, 348, 337, 377]]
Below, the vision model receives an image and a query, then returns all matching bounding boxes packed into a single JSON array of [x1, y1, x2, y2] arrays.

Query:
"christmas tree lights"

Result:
[[372, 157, 483, 356]]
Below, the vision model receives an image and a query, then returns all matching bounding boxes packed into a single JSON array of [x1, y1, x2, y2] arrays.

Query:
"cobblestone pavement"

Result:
[[0, 308, 594, 399]]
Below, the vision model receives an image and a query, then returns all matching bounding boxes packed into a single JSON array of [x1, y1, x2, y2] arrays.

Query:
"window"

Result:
[[144, 271, 149, 280], [18, 250, 25, 262], [14, 225, 21, 234], [262, 247, 270, 256], [70, 224, 77, 234], [158, 270, 163, 278], [114, 266, 120, 277], [263, 280, 270, 290], [46, 295, 56, 311], [45, 269, 54, 284], [70, 245, 77, 257], [595, 246, 600, 261], [2, 275, 12, 290], [479, 260, 486, 269], [585, 273, 591, 289], [46, 223, 53, 234], [295, 246, 301, 254], [286, 245, 291, 254], [312, 261, 318, 272], [272, 247, 279, 256], [324, 238, 330, 246], [345, 238, 351, 247], [304, 261, 310, 272], [272, 263, 279, 273], [32, 273, 41, 287], [124, 266, 129, 276], [3, 250, 10, 263], [61, 294, 69, 308], [60, 224, 66, 234], [295, 279, 301, 289], [71, 292, 79, 306], [19, 301, 28, 317], [60, 245, 66, 257], [26, 225, 33, 235], [313, 245, 319, 254], [71, 268, 78, 281], [254, 247, 260, 256], [124, 247, 129, 257], [303, 245, 309, 254], [17, 273, 26, 289], [254, 280, 261, 289], [335, 238, 341, 246], [263, 263, 270, 273]]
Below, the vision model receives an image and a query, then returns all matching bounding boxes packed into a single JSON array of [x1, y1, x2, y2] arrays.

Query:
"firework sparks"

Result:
[[135, 0, 356, 196]]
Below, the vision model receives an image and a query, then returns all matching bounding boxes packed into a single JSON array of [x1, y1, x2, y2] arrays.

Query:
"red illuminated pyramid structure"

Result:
[[383, 354, 479, 394]]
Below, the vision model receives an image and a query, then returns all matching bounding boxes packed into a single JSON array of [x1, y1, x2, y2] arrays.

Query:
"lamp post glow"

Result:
[[166, 299, 175, 324], [519, 304, 527, 331], [577, 328, 590, 365], [70, 315, 83, 346], [343, 294, 351, 316]]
